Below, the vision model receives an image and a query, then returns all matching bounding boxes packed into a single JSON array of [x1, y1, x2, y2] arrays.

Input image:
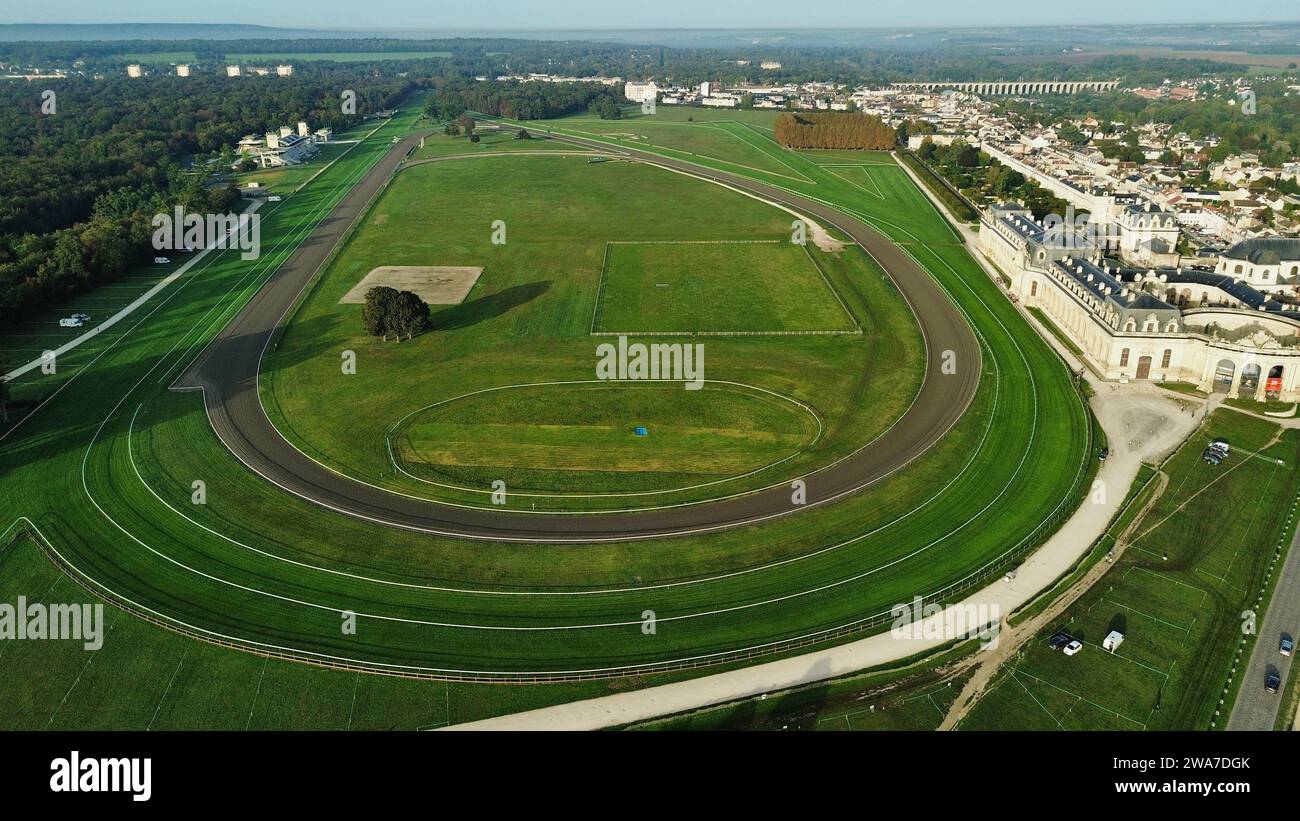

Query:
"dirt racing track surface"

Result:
[[175, 130, 982, 542]]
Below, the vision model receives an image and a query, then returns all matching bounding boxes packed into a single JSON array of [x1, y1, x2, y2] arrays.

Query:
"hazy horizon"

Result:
[[3, 0, 1299, 32]]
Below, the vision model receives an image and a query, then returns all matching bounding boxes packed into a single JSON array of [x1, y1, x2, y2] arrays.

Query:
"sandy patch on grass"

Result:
[[340, 266, 482, 305], [806, 221, 847, 252]]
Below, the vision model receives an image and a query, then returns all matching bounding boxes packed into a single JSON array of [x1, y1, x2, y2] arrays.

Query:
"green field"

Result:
[[262, 149, 911, 510], [410, 129, 584, 160], [513, 108, 961, 248], [393, 382, 819, 494], [594, 241, 856, 334], [0, 536, 650, 729], [524, 108, 805, 182], [960, 410, 1300, 730], [0, 103, 1096, 724]]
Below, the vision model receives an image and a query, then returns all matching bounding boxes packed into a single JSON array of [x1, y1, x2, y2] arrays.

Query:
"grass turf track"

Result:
[[959, 411, 1300, 730], [1, 104, 1092, 704], [263, 152, 896, 508], [198, 133, 980, 535]]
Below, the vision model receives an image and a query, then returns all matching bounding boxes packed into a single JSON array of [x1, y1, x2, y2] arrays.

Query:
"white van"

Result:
[[267, 195, 283, 202], [59, 317, 83, 328], [154, 256, 170, 264]]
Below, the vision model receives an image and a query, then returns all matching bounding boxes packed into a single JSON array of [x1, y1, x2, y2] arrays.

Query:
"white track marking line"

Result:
[[2, 202, 262, 384]]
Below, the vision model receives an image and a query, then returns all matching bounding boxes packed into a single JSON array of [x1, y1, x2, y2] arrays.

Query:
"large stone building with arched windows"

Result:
[[978, 204, 1300, 401]]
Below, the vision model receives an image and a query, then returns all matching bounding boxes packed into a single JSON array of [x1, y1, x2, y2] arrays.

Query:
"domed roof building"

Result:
[[1216, 237, 1300, 291]]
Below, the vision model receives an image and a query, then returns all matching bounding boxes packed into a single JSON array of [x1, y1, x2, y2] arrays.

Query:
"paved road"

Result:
[[176, 130, 981, 542], [2, 201, 264, 386], [1228, 519, 1300, 730]]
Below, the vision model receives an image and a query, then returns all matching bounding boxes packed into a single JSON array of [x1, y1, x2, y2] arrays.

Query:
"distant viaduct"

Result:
[[891, 80, 1120, 95]]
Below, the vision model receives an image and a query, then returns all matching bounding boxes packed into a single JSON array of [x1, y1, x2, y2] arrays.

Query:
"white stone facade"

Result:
[[979, 205, 1300, 400]]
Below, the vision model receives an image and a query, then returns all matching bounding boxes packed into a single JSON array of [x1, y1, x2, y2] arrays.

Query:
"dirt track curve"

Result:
[[175, 129, 981, 542]]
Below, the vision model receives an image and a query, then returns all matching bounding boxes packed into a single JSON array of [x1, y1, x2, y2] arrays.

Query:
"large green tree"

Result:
[[362, 286, 400, 341], [362, 287, 430, 341]]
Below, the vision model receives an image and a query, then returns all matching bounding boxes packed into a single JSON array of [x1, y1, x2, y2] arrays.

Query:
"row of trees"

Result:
[[916, 138, 1072, 219], [362, 287, 431, 341], [773, 112, 897, 150], [0, 72, 421, 328], [425, 78, 625, 122]]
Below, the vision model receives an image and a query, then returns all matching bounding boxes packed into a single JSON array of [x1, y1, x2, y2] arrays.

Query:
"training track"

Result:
[[175, 130, 981, 542]]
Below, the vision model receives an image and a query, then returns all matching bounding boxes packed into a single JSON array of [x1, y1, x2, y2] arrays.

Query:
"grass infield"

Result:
[[592, 241, 858, 335], [0, 104, 1098, 724]]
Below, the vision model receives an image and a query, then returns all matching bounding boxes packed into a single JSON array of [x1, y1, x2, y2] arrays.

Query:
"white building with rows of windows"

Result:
[[978, 203, 1300, 401]]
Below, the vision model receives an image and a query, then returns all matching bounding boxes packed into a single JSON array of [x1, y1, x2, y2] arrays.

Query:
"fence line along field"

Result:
[[1, 103, 1093, 720]]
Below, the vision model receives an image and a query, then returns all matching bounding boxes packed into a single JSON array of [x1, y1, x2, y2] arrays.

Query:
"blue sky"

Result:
[[3, 0, 1299, 30]]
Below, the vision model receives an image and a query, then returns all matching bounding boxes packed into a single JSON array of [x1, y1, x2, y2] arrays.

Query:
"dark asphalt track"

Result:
[[176, 129, 981, 542]]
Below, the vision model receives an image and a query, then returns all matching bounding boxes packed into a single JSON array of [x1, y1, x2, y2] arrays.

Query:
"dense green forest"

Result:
[[0, 71, 420, 329], [424, 77, 625, 121]]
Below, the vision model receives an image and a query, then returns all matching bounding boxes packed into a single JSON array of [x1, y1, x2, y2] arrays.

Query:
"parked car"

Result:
[[1281, 636, 1294, 657], [1063, 640, 1084, 656], [1048, 632, 1072, 650], [267, 195, 283, 202], [1265, 672, 1281, 693], [71, 313, 90, 323], [1098, 447, 1109, 462], [58, 317, 83, 328], [154, 256, 170, 264]]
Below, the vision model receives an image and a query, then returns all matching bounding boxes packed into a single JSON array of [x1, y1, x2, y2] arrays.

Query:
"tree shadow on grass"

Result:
[[433, 281, 551, 332]]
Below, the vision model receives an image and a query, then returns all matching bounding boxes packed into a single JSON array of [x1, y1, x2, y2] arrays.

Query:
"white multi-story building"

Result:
[[226, 65, 241, 77], [276, 64, 294, 76], [624, 81, 658, 103], [1117, 202, 1181, 264], [175, 64, 191, 77], [126, 64, 143, 78], [978, 204, 1300, 399]]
